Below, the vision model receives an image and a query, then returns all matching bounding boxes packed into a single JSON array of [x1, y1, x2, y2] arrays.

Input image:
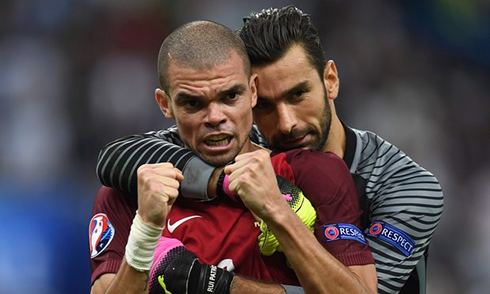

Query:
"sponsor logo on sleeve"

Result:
[[367, 221, 415, 257], [323, 223, 366, 245], [89, 213, 115, 258]]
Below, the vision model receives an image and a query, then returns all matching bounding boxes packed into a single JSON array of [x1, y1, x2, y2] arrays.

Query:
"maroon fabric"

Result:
[[89, 186, 136, 285], [89, 149, 373, 287], [271, 149, 374, 266], [162, 195, 299, 285]]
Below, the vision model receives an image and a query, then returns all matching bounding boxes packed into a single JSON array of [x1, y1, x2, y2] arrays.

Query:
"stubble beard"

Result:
[[314, 92, 332, 152], [189, 122, 253, 167], [269, 90, 332, 152]]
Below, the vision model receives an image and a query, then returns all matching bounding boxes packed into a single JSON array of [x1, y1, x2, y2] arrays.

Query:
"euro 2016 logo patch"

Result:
[[89, 213, 115, 258], [323, 223, 366, 245], [367, 221, 415, 257]]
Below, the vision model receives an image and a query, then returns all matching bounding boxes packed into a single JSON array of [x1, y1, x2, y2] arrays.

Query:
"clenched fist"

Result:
[[224, 149, 288, 221], [137, 163, 184, 228]]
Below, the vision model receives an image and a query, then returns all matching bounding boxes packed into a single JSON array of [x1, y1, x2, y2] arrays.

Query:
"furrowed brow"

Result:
[[282, 81, 310, 97], [174, 92, 201, 101], [257, 81, 310, 100], [220, 84, 246, 97]]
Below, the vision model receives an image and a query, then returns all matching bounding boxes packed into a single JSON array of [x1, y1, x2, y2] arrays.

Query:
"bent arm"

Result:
[[265, 204, 377, 294], [365, 161, 444, 293], [96, 129, 216, 200], [226, 150, 377, 294], [96, 126, 267, 198]]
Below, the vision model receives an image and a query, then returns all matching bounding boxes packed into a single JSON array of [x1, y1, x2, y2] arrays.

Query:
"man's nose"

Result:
[[204, 103, 227, 127], [276, 104, 296, 134]]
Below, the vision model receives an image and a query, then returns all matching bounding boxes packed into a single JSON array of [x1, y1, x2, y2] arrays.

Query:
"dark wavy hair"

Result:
[[238, 5, 326, 77]]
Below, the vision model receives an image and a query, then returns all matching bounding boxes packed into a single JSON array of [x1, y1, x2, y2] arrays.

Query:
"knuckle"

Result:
[[137, 164, 154, 178], [158, 162, 174, 168]]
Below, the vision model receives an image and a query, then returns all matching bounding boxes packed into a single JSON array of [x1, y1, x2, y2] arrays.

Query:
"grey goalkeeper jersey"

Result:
[[96, 124, 443, 294], [344, 126, 443, 293]]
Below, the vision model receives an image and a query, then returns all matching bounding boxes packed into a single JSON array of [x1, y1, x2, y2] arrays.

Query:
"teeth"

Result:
[[209, 134, 228, 140], [205, 135, 230, 146], [207, 139, 228, 146]]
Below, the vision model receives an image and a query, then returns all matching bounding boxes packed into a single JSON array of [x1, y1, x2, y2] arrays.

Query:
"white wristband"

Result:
[[125, 212, 164, 272]]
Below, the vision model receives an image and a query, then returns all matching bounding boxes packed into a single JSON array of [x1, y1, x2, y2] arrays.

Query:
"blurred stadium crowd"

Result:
[[0, 1, 488, 293]]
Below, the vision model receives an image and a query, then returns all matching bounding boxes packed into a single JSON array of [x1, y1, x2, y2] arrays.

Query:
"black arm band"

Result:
[[180, 156, 216, 201]]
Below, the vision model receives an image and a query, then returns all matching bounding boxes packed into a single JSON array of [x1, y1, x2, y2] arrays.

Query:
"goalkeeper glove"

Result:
[[258, 175, 317, 256], [149, 237, 234, 294]]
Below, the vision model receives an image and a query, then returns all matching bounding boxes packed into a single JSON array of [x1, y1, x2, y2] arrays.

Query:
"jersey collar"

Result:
[[341, 120, 357, 170]]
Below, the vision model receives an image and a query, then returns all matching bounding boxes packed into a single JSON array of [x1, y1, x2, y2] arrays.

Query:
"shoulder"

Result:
[[352, 128, 439, 180], [272, 150, 356, 204], [92, 186, 137, 215], [280, 149, 350, 176], [353, 128, 418, 173]]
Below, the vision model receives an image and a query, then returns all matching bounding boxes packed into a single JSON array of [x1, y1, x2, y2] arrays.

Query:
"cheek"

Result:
[[175, 118, 197, 143], [239, 108, 253, 128], [301, 99, 324, 125]]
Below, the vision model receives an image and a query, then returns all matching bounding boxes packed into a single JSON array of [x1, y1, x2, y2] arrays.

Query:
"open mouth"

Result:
[[204, 134, 231, 146]]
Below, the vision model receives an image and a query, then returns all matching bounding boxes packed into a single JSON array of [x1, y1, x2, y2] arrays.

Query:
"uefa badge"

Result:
[[324, 225, 340, 241], [89, 213, 115, 258]]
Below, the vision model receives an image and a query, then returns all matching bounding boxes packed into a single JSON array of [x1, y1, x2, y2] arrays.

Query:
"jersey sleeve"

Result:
[[89, 186, 137, 285], [360, 142, 444, 293], [96, 128, 217, 201], [272, 149, 374, 266]]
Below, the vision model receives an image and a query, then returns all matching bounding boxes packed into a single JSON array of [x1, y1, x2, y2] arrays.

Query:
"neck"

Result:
[[322, 114, 346, 159], [240, 140, 263, 154]]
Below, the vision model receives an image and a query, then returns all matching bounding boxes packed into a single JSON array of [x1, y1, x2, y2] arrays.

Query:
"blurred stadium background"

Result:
[[0, 1, 488, 293]]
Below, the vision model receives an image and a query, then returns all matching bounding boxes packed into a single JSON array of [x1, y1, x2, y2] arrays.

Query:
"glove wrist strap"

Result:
[[191, 262, 234, 294], [217, 171, 239, 202]]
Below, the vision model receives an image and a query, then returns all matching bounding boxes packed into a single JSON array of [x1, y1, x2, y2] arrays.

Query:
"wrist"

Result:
[[217, 171, 240, 202], [207, 167, 224, 198], [125, 212, 164, 272]]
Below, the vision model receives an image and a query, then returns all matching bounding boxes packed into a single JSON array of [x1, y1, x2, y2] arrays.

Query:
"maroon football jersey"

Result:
[[161, 194, 299, 285], [89, 149, 373, 286]]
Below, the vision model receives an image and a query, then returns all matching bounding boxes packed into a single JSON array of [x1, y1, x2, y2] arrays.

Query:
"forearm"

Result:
[[96, 133, 192, 193], [96, 132, 217, 200], [230, 276, 285, 294], [93, 213, 164, 294], [265, 207, 374, 294], [104, 259, 149, 294]]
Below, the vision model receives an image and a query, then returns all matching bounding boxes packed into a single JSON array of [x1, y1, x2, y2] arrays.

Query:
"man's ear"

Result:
[[249, 73, 258, 108], [155, 88, 174, 119], [324, 60, 339, 100]]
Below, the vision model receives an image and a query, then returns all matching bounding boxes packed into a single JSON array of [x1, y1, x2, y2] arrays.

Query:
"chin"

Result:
[[201, 154, 235, 167]]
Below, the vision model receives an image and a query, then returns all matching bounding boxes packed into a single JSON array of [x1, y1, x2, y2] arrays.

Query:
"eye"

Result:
[[293, 90, 305, 98], [179, 98, 202, 111], [226, 92, 239, 100], [185, 99, 199, 107], [287, 89, 307, 105]]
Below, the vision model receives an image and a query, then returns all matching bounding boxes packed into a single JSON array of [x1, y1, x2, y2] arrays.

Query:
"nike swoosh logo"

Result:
[[167, 215, 202, 233]]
